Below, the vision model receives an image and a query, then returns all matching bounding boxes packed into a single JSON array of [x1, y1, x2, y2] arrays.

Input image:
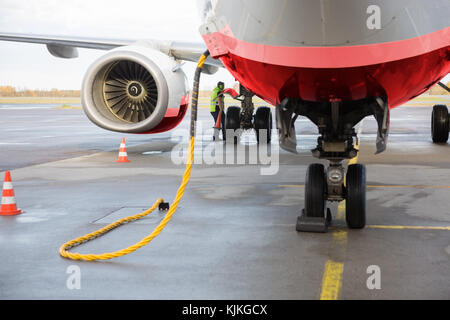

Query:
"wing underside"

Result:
[[0, 32, 221, 68]]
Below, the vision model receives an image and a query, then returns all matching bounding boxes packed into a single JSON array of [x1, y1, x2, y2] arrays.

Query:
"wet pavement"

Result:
[[0, 101, 449, 299]]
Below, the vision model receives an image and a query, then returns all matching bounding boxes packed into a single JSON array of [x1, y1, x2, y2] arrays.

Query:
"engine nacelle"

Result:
[[81, 44, 189, 134]]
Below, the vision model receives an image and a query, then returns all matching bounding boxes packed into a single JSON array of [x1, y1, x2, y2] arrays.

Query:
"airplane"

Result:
[[0, 0, 449, 232]]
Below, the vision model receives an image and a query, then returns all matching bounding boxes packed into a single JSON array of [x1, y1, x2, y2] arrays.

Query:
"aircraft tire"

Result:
[[304, 163, 326, 218], [254, 107, 272, 144], [345, 164, 366, 229], [226, 106, 241, 144], [431, 104, 449, 143]]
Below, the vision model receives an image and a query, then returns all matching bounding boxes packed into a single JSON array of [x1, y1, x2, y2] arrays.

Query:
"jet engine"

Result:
[[81, 44, 190, 134]]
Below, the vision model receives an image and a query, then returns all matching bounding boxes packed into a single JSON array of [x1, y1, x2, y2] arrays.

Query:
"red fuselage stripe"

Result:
[[209, 26, 450, 68]]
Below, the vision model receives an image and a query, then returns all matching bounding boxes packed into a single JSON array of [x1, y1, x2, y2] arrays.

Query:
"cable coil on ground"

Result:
[[59, 51, 210, 261]]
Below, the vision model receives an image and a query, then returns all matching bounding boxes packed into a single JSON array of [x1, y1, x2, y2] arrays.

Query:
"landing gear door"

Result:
[[374, 97, 390, 154], [276, 101, 298, 154]]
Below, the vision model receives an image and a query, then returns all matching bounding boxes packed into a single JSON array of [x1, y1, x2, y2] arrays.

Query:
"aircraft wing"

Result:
[[0, 32, 222, 68]]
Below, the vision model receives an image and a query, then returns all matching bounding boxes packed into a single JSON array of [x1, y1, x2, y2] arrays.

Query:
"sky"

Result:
[[0, 0, 236, 90]]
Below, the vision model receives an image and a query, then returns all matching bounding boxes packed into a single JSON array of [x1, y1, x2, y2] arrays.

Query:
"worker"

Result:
[[210, 81, 226, 140]]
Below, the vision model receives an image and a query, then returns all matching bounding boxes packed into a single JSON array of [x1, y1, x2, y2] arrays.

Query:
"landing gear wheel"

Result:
[[431, 104, 449, 143], [296, 163, 328, 233], [254, 107, 272, 144], [226, 106, 241, 144], [345, 164, 366, 229], [305, 163, 326, 217]]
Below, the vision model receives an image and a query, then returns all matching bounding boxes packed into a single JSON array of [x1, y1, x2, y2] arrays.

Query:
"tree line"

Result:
[[0, 86, 80, 97], [1, 81, 448, 98]]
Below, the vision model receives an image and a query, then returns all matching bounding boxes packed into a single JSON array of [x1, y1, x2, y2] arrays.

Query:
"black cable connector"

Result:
[[158, 202, 170, 211]]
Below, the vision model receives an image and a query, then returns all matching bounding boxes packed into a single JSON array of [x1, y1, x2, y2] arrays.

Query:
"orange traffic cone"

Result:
[[116, 137, 130, 163], [0, 171, 22, 216]]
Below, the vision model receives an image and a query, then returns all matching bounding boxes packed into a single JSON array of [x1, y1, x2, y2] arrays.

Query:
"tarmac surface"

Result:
[[0, 99, 449, 299]]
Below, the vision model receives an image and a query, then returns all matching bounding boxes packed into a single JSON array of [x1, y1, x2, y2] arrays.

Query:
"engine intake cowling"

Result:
[[82, 45, 189, 133]]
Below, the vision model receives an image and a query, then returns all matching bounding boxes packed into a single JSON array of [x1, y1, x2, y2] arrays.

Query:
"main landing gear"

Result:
[[276, 96, 390, 233], [431, 104, 449, 143], [431, 82, 450, 144], [224, 84, 273, 144]]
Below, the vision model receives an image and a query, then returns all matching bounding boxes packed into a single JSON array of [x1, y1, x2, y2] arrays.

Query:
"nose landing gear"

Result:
[[277, 97, 387, 233], [296, 160, 367, 233]]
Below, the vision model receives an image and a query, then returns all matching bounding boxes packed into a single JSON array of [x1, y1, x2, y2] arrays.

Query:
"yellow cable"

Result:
[[59, 137, 195, 261], [197, 54, 207, 68], [59, 52, 209, 261]]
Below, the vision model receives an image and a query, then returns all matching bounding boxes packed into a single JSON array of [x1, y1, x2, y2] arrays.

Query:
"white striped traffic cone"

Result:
[[116, 137, 130, 163], [0, 171, 22, 216]]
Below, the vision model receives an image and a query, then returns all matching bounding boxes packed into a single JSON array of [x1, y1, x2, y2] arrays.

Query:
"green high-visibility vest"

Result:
[[210, 87, 224, 112]]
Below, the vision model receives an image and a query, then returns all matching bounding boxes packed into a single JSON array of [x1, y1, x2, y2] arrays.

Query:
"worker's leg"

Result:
[[211, 111, 218, 140], [211, 111, 218, 124], [221, 110, 226, 140]]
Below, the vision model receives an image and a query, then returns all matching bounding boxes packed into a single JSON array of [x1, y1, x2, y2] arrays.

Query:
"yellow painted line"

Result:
[[53, 105, 82, 110], [279, 184, 305, 188], [279, 184, 450, 189], [319, 213, 348, 300], [336, 201, 346, 220], [409, 96, 450, 101], [319, 122, 363, 300], [367, 225, 450, 231], [313, 113, 447, 300], [402, 106, 442, 109], [367, 185, 450, 189], [332, 229, 348, 243], [319, 260, 345, 300], [319, 215, 348, 300]]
